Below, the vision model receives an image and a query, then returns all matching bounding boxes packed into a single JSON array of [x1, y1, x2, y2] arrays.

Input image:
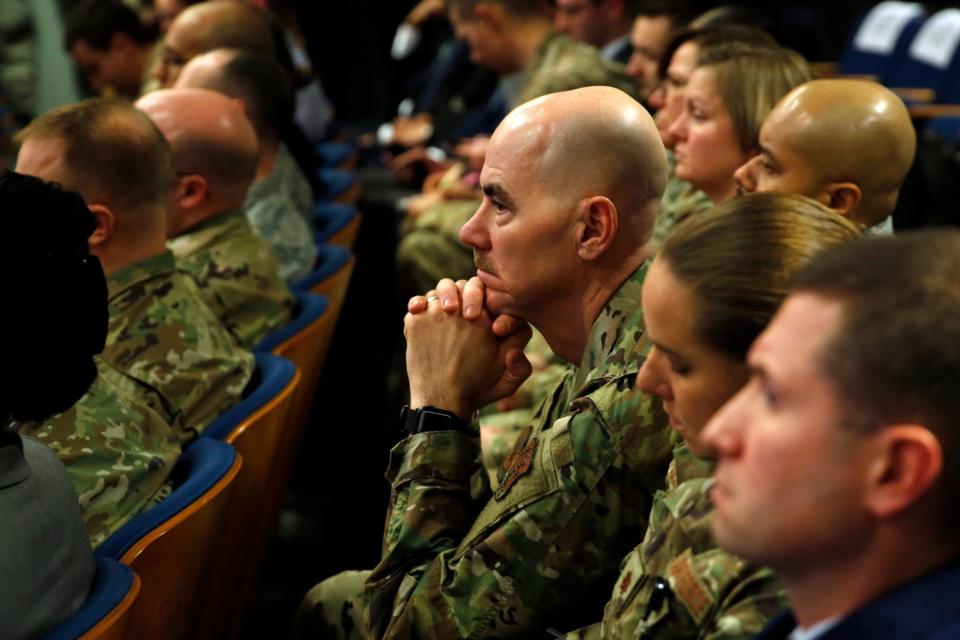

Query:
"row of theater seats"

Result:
[[44, 171, 362, 639], [824, 1, 960, 229]]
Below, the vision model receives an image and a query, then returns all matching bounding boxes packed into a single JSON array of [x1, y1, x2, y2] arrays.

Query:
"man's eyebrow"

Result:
[[482, 182, 515, 208], [747, 363, 770, 383], [652, 339, 683, 361], [758, 143, 781, 169]]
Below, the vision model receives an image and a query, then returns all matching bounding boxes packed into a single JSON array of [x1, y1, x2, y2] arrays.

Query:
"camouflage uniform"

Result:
[[245, 158, 318, 285], [169, 209, 295, 348], [396, 31, 636, 297], [295, 263, 675, 638], [275, 143, 315, 219], [653, 156, 713, 248], [0, 0, 34, 119], [104, 250, 255, 441], [567, 444, 786, 638], [15, 357, 183, 548]]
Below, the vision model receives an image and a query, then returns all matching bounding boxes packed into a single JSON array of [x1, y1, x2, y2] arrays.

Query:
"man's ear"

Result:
[[864, 425, 943, 519], [825, 182, 862, 219], [86, 203, 116, 250], [173, 173, 209, 211], [575, 196, 618, 261]]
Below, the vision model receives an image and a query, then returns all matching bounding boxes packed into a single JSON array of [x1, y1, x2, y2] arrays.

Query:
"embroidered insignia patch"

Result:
[[495, 434, 538, 501], [667, 550, 712, 623]]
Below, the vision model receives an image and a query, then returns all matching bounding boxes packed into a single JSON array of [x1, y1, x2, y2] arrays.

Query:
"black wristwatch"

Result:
[[400, 405, 471, 434]]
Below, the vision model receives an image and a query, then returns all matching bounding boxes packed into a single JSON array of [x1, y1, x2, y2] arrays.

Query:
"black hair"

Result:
[[65, 0, 157, 50]]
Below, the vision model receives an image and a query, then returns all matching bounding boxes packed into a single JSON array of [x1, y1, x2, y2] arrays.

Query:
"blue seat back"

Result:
[[317, 168, 356, 200], [95, 439, 237, 560], [887, 8, 960, 99], [838, 2, 925, 81], [312, 202, 358, 243], [43, 557, 136, 639], [294, 242, 353, 292], [254, 291, 329, 352], [201, 352, 298, 441]]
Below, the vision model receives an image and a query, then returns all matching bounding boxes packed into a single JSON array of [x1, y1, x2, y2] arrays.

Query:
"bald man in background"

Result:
[[735, 79, 916, 235], [296, 86, 674, 639], [153, 0, 274, 87], [136, 88, 293, 348], [175, 48, 317, 284]]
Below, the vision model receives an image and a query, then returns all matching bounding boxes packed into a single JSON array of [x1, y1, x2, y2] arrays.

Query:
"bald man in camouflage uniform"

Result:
[[296, 87, 675, 639], [396, 0, 637, 296], [16, 98, 255, 437], [138, 88, 295, 348]]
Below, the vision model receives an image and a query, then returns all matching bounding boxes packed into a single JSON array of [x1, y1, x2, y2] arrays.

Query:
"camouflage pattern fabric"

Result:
[[360, 263, 677, 638], [275, 143, 315, 219], [104, 250, 254, 442], [515, 31, 636, 107], [396, 31, 636, 297], [244, 159, 318, 284], [168, 209, 295, 348], [567, 445, 786, 638], [0, 0, 34, 118], [395, 199, 479, 297], [653, 175, 713, 248], [294, 570, 371, 640], [15, 358, 182, 548]]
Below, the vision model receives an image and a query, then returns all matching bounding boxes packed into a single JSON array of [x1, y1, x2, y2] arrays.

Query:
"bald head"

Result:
[[738, 79, 915, 228], [493, 86, 667, 244], [136, 87, 258, 233], [157, 0, 274, 87]]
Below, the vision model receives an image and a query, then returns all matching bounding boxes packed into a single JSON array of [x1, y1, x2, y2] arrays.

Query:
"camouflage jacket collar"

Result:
[[169, 208, 247, 257], [667, 443, 715, 491], [526, 30, 564, 75], [573, 261, 650, 392], [106, 250, 176, 299]]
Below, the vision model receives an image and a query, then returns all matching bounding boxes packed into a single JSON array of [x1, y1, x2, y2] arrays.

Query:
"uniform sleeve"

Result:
[[704, 564, 786, 639], [364, 391, 672, 639]]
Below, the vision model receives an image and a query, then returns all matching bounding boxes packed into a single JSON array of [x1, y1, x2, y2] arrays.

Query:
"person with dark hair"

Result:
[[15, 97, 254, 441], [0, 174, 96, 639], [175, 48, 317, 284], [703, 230, 960, 639], [65, 0, 161, 99], [567, 192, 861, 638], [626, 0, 694, 102], [137, 87, 294, 348], [2, 171, 181, 554], [554, 0, 638, 64]]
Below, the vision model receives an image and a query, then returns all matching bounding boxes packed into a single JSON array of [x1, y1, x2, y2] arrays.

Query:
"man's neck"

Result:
[[505, 19, 554, 73], [531, 253, 647, 365], [254, 138, 279, 181], [99, 238, 168, 276], [784, 534, 960, 629]]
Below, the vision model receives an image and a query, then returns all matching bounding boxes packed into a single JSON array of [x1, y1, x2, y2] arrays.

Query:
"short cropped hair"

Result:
[[17, 98, 175, 215], [792, 230, 960, 531], [445, 0, 544, 19], [695, 43, 812, 153], [65, 0, 156, 50], [660, 192, 861, 360], [0, 171, 106, 422]]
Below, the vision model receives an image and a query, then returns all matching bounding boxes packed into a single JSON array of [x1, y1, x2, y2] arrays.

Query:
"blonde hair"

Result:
[[695, 43, 812, 152], [659, 192, 862, 359]]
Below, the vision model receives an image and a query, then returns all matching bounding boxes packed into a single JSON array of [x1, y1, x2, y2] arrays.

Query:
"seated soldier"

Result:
[[5, 172, 181, 548], [566, 192, 861, 638], [16, 97, 254, 441], [175, 48, 317, 284], [554, 0, 636, 64], [734, 79, 915, 235], [0, 170, 96, 638], [136, 87, 295, 348], [295, 86, 674, 639], [703, 231, 960, 638], [65, 0, 162, 99]]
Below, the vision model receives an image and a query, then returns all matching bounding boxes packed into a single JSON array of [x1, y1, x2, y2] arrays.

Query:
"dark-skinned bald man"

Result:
[[735, 79, 916, 235], [295, 86, 674, 639]]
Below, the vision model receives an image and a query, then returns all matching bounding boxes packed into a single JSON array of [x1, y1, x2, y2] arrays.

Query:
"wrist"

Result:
[[409, 391, 471, 421]]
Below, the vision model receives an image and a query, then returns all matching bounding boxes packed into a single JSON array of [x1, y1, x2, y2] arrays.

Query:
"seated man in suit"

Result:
[[136, 88, 294, 348], [16, 97, 254, 441], [702, 231, 960, 639], [734, 79, 915, 235], [0, 170, 96, 637]]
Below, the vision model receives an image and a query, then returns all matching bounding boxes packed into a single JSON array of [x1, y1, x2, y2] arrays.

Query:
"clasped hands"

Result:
[[404, 277, 533, 420]]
